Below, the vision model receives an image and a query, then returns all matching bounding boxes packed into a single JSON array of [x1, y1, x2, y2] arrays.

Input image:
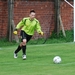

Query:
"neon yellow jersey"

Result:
[[16, 17, 42, 35]]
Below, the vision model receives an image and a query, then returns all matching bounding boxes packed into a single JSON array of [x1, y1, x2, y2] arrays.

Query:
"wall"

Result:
[[14, 0, 55, 39], [0, 0, 8, 38], [61, 1, 73, 30], [0, 0, 73, 39]]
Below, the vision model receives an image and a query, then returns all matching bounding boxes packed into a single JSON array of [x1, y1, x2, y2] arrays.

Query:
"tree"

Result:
[[54, 0, 66, 37], [54, 0, 60, 37], [7, 0, 14, 41]]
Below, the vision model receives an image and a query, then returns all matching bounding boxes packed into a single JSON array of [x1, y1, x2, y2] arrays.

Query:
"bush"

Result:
[[0, 38, 17, 47], [0, 30, 73, 46], [50, 30, 73, 42]]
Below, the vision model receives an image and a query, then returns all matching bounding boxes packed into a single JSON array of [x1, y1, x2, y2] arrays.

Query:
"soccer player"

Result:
[[13, 10, 43, 60]]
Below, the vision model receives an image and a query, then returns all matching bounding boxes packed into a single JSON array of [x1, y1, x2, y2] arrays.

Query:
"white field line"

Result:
[[60, 62, 75, 66], [0, 42, 75, 50], [0, 62, 75, 66], [0, 48, 2, 50]]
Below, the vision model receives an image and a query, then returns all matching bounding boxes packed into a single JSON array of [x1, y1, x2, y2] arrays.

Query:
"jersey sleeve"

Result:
[[16, 18, 26, 29], [35, 20, 42, 33]]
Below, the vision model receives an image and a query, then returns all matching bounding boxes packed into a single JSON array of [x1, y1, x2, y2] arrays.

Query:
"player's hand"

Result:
[[40, 31, 44, 36], [13, 31, 17, 35], [13, 30, 18, 35]]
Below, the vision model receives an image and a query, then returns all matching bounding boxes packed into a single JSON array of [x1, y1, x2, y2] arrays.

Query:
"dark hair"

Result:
[[30, 9, 35, 13]]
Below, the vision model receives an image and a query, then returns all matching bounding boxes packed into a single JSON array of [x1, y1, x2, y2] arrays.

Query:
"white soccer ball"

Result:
[[53, 56, 61, 64]]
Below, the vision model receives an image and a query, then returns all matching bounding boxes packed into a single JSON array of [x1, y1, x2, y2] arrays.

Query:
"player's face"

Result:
[[29, 12, 36, 20]]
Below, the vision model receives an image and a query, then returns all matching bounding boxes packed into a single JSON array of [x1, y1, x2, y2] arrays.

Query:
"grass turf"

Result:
[[0, 43, 75, 75]]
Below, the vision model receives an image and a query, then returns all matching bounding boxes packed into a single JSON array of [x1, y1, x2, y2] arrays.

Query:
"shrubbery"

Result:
[[0, 30, 73, 47]]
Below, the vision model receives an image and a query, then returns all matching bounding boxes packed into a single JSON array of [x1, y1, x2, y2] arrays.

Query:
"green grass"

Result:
[[0, 43, 75, 75]]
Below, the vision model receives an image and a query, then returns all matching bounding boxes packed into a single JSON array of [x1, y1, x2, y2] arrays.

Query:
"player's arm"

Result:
[[16, 18, 26, 29], [36, 21, 44, 35], [13, 18, 25, 35]]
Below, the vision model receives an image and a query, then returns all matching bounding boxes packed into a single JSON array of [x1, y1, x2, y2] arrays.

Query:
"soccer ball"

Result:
[[53, 56, 61, 64]]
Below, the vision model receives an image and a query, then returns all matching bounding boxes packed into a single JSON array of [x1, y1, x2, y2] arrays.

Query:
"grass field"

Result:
[[0, 43, 75, 75]]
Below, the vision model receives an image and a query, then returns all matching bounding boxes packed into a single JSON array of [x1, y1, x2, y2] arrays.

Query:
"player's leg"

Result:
[[21, 31, 32, 60], [14, 30, 32, 59], [14, 45, 22, 54], [14, 30, 25, 58], [14, 45, 22, 58], [21, 39, 27, 60]]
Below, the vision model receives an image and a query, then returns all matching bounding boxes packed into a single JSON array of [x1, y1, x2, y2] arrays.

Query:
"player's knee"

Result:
[[22, 42, 26, 46], [22, 39, 27, 46]]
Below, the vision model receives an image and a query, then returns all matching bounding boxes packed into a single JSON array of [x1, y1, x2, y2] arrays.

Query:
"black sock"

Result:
[[22, 46, 26, 55], [15, 45, 21, 54]]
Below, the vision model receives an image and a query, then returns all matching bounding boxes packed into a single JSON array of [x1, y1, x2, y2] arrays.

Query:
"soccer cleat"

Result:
[[14, 53, 17, 58], [22, 55, 26, 60]]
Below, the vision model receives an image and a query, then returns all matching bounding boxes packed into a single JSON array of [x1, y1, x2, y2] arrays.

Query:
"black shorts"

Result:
[[20, 30, 32, 42]]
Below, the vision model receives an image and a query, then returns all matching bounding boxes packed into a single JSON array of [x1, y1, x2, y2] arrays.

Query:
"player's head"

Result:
[[29, 9, 36, 20]]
